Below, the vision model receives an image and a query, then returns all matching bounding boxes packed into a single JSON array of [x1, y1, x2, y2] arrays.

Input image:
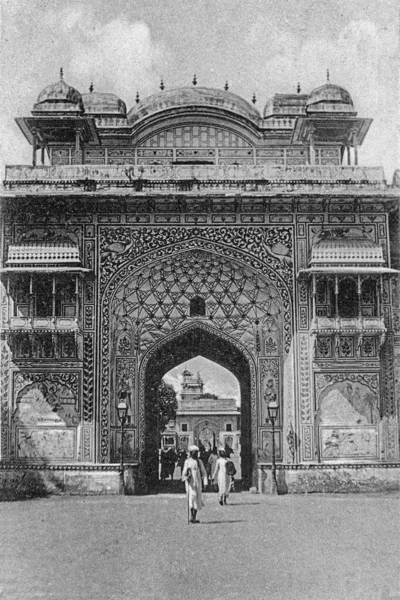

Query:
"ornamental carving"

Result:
[[110, 249, 283, 357], [99, 229, 293, 460], [12, 372, 81, 432], [315, 372, 380, 425], [99, 226, 293, 299], [299, 334, 312, 423], [115, 358, 136, 421], [83, 334, 94, 424], [259, 358, 280, 426]]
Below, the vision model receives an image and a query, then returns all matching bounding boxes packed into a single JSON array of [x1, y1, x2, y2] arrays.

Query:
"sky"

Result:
[[163, 356, 241, 404], [0, 0, 399, 179]]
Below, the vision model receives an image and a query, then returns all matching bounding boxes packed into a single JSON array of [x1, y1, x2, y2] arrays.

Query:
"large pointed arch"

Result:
[[98, 226, 294, 464], [139, 321, 257, 489]]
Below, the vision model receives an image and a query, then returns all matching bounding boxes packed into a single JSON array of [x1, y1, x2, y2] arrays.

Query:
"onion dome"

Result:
[[127, 87, 261, 125], [81, 91, 127, 117], [33, 70, 83, 114], [306, 83, 356, 115]]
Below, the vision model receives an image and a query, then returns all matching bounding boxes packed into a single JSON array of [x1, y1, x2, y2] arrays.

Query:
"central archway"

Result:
[[140, 323, 255, 490]]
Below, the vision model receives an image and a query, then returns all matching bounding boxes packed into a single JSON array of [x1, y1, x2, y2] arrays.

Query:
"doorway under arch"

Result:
[[141, 324, 254, 491]]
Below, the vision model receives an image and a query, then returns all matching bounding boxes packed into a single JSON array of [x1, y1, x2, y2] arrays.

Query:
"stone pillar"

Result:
[[32, 129, 37, 167], [74, 128, 83, 164]]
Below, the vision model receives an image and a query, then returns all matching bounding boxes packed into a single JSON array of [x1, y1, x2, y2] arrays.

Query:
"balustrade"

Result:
[[4, 164, 386, 190]]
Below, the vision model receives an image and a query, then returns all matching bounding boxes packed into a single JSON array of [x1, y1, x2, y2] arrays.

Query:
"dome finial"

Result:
[[60, 67, 64, 81], [89, 82, 94, 93], [192, 74, 197, 86], [297, 82, 301, 94], [224, 81, 229, 91], [135, 91, 140, 104], [326, 69, 330, 83], [160, 78, 165, 91], [252, 92, 256, 104]]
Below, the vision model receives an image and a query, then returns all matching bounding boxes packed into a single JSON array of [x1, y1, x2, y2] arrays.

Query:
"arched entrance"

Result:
[[141, 324, 254, 490]]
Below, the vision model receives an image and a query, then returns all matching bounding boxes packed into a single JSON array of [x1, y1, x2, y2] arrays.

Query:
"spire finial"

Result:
[[89, 82, 94, 93], [326, 69, 330, 83], [192, 74, 197, 86], [297, 82, 301, 94], [160, 78, 165, 91], [224, 81, 229, 91], [60, 67, 64, 81], [252, 92, 256, 104], [135, 91, 140, 104]]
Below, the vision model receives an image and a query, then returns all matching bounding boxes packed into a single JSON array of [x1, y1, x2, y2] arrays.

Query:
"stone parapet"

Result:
[[3, 164, 387, 193]]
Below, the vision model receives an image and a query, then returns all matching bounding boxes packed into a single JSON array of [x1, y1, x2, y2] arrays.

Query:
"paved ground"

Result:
[[0, 490, 399, 600]]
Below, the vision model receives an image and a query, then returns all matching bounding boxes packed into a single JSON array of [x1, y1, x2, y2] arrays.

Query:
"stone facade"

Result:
[[163, 368, 241, 453], [0, 74, 399, 495]]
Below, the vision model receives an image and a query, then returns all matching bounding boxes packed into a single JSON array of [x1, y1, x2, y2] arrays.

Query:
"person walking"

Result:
[[207, 447, 218, 491], [182, 445, 207, 524], [177, 449, 187, 476], [212, 448, 231, 506]]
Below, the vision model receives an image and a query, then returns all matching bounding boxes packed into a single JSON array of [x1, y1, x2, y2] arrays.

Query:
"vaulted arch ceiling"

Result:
[[111, 249, 283, 357]]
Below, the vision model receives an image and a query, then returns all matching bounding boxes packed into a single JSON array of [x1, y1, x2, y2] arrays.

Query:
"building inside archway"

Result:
[[161, 358, 241, 474]]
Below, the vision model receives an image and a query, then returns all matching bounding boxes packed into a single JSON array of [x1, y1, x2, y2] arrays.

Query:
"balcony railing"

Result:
[[3, 164, 386, 192], [7, 316, 81, 332], [311, 316, 386, 333]]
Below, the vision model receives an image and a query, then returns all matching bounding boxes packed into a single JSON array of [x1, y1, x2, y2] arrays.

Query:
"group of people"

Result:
[[160, 447, 178, 481], [182, 445, 237, 524]]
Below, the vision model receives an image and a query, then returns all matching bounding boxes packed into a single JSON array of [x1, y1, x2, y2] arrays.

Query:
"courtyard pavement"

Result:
[[0, 489, 399, 600]]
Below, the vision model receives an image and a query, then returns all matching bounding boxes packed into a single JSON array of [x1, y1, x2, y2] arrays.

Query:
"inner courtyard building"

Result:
[[0, 71, 399, 495]]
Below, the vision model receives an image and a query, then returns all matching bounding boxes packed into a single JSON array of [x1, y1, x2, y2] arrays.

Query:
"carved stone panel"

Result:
[[315, 372, 380, 461], [257, 429, 282, 461], [17, 428, 76, 460], [112, 428, 137, 461], [320, 426, 378, 460], [259, 358, 280, 426], [115, 358, 136, 423], [12, 371, 81, 460]]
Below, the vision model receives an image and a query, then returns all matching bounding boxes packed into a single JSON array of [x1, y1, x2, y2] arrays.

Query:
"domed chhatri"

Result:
[[81, 91, 127, 117], [127, 86, 261, 125], [33, 69, 83, 114], [306, 82, 356, 115]]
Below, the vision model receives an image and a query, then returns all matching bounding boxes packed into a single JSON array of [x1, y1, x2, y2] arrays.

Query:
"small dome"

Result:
[[33, 75, 83, 114], [306, 83, 356, 115], [82, 92, 127, 117]]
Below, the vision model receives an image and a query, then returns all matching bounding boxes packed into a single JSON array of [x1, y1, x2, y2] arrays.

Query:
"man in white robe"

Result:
[[182, 445, 207, 523]]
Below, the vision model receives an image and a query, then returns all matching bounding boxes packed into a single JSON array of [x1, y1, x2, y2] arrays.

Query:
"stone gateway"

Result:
[[1, 72, 399, 497]]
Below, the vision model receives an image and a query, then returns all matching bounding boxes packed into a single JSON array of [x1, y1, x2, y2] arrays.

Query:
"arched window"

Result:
[[35, 275, 53, 317], [338, 278, 358, 318], [361, 278, 377, 316], [316, 276, 335, 317], [190, 296, 206, 317]]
